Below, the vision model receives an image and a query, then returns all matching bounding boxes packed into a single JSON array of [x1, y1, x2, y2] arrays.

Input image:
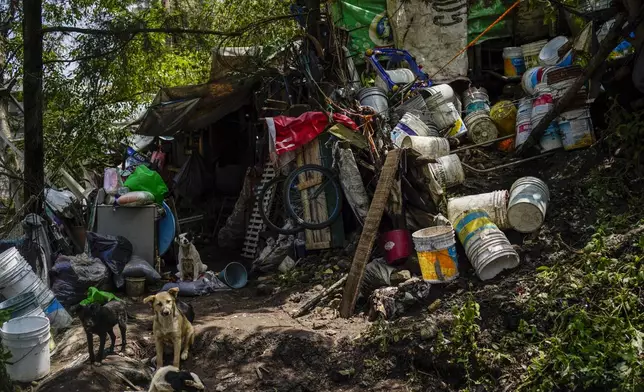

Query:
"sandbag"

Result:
[[123, 165, 168, 203], [51, 254, 110, 307], [87, 232, 133, 289], [117, 191, 155, 206], [122, 255, 161, 282]]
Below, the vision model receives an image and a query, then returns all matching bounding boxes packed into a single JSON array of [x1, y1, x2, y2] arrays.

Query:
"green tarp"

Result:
[[331, 0, 394, 60], [468, 0, 512, 43]]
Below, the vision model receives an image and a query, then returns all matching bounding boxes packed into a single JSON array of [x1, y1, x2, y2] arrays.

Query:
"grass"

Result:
[[356, 104, 644, 391]]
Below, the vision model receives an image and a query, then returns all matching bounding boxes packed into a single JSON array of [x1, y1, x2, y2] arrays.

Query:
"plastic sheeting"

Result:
[[86, 232, 133, 289], [335, 144, 369, 224], [173, 153, 213, 201], [387, 0, 468, 83], [330, 0, 394, 60]]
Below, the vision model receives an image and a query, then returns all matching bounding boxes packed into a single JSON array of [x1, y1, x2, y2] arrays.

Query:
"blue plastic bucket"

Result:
[[218, 262, 248, 289]]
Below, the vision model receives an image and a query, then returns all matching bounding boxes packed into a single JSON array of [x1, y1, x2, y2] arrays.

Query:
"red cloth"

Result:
[[266, 112, 357, 155]]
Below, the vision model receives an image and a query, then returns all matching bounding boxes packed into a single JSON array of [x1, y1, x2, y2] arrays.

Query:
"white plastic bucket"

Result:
[[400, 136, 450, 158], [531, 83, 554, 120], [43, 298, 72, 330], [515, 118, 532, 148], [507, 177, 549, 233], [426, 100, 460, 131], [376, 68, 415, 91], [559, 108, 595, 150], [540, 122, 563, 151], [522, 66, 551, 95], [464, 111, 499, 145], [447, 190, 510, 230], [503, 47, 526, 76], [412, 226, 459, 283], [0, 292, 40, 321], [0, 316, 51, 382], [454, 210, 519, 281], [393, 112, 432, 137], [421, 84, 454, 106], [463, 87, 491, 115], [358, 87, 389, 117], [539, 36, 570, 66], [546, 66, 584, 100], [428, 154, 465, 189], [522, 40, 548, 68]]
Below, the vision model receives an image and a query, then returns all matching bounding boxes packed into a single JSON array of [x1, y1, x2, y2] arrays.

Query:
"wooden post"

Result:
[[339, 149, 401, 318], [23, 0, 44, 212], [516, 12, 628, 155]]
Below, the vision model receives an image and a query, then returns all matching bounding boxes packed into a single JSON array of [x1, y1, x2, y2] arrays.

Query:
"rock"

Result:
[[278, 256, 296, 273], [336, 258, 351, 270], [314, 284, 324, 292], [256, 284, 274, 296], [216, 385, 227, 391], [390, 270, 412, 285]]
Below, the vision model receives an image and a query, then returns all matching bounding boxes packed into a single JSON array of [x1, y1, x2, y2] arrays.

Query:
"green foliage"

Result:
[[2, 0, 299, 177], [605, 103, 644, 171]]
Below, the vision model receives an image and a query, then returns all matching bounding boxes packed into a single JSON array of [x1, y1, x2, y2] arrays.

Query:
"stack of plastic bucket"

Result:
[[507, 177, 550, 233], [454, 210, 519, 281], [0, 247, 71, 329], [412, 226, 459, 283], [515, 98, 533, 148]]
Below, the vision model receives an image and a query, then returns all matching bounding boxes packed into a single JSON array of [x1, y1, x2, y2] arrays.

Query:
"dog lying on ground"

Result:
[[176, 233, 207, 281], [78, 301, 128, 365], [148, 366, 205, 392], [144, 288, 195, 369]]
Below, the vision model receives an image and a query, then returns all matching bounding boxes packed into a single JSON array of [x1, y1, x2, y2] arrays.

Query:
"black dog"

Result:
[[78, 301, 128, 365]]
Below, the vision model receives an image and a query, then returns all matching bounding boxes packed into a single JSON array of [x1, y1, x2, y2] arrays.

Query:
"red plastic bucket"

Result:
[[381, 229, 412, 264]]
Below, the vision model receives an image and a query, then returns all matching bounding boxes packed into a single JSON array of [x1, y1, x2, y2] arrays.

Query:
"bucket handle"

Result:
[[434, 260, 445, 281]]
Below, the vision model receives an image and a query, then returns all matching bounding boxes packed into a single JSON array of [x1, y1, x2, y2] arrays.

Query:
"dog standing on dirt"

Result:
[[78, 301, 128, 365], [176, 233, 207, 281], [148, 366, 204, 392], [144, 288, 195, 369]]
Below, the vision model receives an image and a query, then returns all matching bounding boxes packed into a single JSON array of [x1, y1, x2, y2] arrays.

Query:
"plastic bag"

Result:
[[79, 286, 121, 306], [117, 191, 155, 206], [104, 168, 122, 196], [361, 260, 395, 296], [87, 232, 133, 289], [122, 255, 161, 282], [123, 165, 168, 203], [51, 254, 110, 307]]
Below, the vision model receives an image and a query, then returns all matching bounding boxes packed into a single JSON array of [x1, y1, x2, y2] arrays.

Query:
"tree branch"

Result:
[[42, 26, 241, 36]]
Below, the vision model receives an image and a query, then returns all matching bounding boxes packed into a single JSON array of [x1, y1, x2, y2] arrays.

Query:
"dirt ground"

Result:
[[25, 145, 626, 392]]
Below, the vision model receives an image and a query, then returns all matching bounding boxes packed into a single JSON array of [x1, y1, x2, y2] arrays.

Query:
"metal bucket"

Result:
[[507, 177, 549, 233], [412, 226, 458, 283], [399, 136, 450, 159], [464, 111, 499, 145], [447, 190, 510, 230], [428, 154, 465, 189], [453, 210, 519, 281]]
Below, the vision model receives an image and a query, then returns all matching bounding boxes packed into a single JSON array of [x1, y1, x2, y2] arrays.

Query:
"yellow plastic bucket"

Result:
[[412, 226, 459, 283]]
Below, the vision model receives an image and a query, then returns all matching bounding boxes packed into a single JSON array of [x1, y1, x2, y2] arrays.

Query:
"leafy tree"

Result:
[[1, 0, 298, 196]]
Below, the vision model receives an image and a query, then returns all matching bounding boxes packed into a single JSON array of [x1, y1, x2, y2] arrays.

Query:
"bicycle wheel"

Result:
[[257, 176, 303, 235], [283, 164, 343, 230]]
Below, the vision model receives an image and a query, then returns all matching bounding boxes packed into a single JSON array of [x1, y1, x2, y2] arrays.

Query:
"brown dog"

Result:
[[143, 288, 195, 369]]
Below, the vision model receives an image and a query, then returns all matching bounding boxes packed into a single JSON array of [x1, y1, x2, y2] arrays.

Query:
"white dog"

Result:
[[175, 233, 207, 281], [148, 365, 204, 391]]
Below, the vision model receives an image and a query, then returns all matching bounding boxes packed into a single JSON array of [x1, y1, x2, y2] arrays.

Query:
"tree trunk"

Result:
[[23, 0, 44, 212]]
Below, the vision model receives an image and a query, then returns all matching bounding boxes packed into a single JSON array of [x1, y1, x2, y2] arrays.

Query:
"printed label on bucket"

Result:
[[417, 246, 458, 282], [559, 119, 594, 150], [447, 118, 468, 137]]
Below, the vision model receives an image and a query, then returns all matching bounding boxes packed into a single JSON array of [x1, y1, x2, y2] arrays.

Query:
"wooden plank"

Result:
[[339, 149, 401, 318]]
